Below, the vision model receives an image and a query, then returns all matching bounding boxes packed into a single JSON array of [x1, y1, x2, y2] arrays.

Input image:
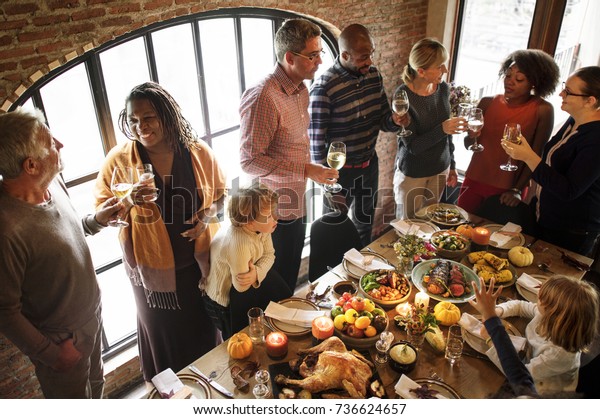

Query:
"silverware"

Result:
[[188, 365, 233, 398], [462, 350, 491, 362], [537, 263, 555, 274], [326, 265, 346, 281]]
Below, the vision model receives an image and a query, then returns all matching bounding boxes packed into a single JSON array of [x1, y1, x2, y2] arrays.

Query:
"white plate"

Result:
[[462, 318, 521, 355], [342, 251, 391, 279], [515, 274, 549, 303], [147, 373, 211, 399], [391, 218, 440, 240], [483, 223, 526, 249], [265, 298, 319, 336], [417, 204, 469, 226]]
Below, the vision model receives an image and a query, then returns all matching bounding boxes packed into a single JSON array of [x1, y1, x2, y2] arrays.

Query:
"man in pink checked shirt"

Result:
[[240, 18, 338, 293]]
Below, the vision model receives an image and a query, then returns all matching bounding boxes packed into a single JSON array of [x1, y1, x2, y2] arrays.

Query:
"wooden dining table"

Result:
[[157, 215, 592, 400]]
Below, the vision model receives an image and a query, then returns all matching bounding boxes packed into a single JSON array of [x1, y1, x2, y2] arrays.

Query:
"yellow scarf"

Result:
[[94, 141, 226, 308]]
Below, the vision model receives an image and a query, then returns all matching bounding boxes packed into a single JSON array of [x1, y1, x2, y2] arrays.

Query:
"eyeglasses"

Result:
[[562, 82, 590, 98], [290, 50, 325, 62]]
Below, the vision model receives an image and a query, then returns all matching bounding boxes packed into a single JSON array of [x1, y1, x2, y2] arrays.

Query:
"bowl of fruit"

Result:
[[331, 294, 389, 349], [429, 230, 470, 260], [359, 269, 412, 309]]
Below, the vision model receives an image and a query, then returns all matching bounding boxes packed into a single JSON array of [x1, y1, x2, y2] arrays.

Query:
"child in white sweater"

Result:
[[203, 185, 290, 339]]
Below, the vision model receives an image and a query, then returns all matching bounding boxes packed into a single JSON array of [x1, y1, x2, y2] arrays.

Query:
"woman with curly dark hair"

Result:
[[94, 82, 227, 382], [458, 49, 560, 217]]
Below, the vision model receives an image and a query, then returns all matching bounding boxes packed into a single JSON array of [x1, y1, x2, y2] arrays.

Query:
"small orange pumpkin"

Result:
[[227, 332, 253, 359], [456, 224, 474, 239]]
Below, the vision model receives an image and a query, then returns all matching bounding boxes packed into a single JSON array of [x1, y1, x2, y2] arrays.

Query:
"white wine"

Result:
[[111, 183, 133, 199], [393, 100, 409, 116], [468, 120, 483, 132], [327, 151, 346, 170]]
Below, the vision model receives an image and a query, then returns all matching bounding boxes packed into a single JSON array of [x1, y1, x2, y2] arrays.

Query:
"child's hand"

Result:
[[468, 278, 503, 322], [237, 259, 258, 287]]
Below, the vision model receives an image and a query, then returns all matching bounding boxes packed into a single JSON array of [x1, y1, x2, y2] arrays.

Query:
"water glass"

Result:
[[137, 163, 158, 202], [247, 307, 265, 343], [445, 338, 463, 365]]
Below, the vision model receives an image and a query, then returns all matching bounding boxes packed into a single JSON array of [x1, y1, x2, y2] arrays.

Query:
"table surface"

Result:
[[154, 215, 592, 400]]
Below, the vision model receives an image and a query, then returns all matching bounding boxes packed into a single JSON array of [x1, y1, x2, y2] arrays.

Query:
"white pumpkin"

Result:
[[508, 246, 534, 267]]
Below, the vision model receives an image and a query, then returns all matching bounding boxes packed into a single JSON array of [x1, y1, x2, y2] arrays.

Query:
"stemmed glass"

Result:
[[392, 89, 412, 137], [500, 123, 521, 171], [108, 166, 134, 227], [467, 108, 485, 152], [324, 141, 346, 193]]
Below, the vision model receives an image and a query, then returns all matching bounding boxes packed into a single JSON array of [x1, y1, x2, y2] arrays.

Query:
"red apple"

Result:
[[350, 296, 366, 311]]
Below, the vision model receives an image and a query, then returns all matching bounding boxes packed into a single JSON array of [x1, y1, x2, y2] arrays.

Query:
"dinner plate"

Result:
[[265, 298, 320, 336], [462, 318, 522, 355], [147, 373, 211, 399], [515, 274, 549, 303], [410, 378, 461, 399], [460, 255, 517, 289], [417, 204, 469, 226], [390, 218, 440, 240], [342, 251, 391, 279], [411, 259, 480, 304], [483, 223, 526, 249]]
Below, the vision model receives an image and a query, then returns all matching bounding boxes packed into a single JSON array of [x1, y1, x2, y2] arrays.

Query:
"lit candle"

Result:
[[471, 227, 491, 245], [414, 291, 430, 311], [395, 302, 413, 317], [311, 316, 334, 341], [265, 332, 288, 359]]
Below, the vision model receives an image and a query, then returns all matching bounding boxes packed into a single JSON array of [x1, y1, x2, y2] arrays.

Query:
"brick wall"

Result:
[[0, 0, 429, 398]]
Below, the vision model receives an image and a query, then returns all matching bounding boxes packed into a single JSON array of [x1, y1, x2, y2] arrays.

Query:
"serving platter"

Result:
[[147, 373, 211, 399], [411, 259, 480, 304], [460, 255, 517, 289], [417, 203, 469, 227], [265, 298, 319, 337], [342, 251, 391, 279], [483, 223, 526, 249], [515, 274, 549, 303]]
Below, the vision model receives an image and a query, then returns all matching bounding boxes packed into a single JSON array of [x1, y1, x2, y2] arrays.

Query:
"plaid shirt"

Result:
[[240, 64, 310, 220]]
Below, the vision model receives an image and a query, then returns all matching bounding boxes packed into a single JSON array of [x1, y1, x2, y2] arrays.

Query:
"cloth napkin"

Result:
[[394, 374, 446, 399], [490, 222, 522, 247], [264, 301, 324, 327], [390, 219, 421, 236], [459, 313, 527, 352], [151, 368, 193, 399], [516, 273, 542, 294], [344, 248, 394, 271]]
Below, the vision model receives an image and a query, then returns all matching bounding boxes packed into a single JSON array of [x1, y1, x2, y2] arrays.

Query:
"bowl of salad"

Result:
[[359, 269, 412, 309], [429, 230, 470, 260]]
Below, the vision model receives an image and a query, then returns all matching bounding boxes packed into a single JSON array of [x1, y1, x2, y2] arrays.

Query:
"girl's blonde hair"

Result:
[[228, 184, 278, 227], [402, 38, 449, 85], [537, 276, 600, 352]]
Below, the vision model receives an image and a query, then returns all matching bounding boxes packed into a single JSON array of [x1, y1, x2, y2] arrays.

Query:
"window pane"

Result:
[[241, 18, 275, 89], [153, 23, 205, 136], [100, 38, 151, 144], [97, 264, 137, 346], [210, 129, 248, 189], [313, 39, 336, 82], [198, 18, 240, 132], [40, 64, 105, 182]]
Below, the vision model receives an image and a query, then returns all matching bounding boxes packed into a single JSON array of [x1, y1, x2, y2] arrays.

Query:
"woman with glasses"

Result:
[[458, 50, 559, 218], [502, 66, 600, 257]]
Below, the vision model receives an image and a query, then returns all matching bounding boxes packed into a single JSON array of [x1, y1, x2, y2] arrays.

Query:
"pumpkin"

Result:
[[433, 301, 461, 326], [227, 332, 253, 359], [508, 246, 534, 267], [456, 224, 474, 239]]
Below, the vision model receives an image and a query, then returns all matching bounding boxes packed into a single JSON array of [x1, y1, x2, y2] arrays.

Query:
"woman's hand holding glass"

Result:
[[132, 163, 159, 205], [500, 123, 521, 171]]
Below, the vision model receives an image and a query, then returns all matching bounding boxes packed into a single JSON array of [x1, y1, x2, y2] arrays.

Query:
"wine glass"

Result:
[[467, 108, 485, 152], [108, 166, 134, 227], [136, 163, 159, 203], [392, 89, 412, 137], [324, 141, 346, 193], [500, 123, 521, 171]]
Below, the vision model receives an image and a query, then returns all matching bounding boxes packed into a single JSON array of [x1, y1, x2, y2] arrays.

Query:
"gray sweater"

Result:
[[395, 81, 455, 177], [0, 178, 101, 366]]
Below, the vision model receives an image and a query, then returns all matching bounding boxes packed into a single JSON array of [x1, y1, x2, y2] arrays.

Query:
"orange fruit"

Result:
[[364, 325, 377, 337], [354, 315, 371, 330]]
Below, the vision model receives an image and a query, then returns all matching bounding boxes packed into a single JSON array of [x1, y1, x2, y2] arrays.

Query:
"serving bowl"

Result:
[[388, 341, 418, 373], [359, 269, 412, 309], [429, 230, 470, 260], [332, 280, 358, 300], [331, 303, 389, 350]]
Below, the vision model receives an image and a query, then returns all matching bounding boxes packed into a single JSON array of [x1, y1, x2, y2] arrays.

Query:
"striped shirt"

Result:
[[309, 58, 398, 165], [240, 64, 311, 220]]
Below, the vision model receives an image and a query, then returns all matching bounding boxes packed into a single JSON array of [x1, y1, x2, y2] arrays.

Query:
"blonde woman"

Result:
[[393, 38, 465, 219]]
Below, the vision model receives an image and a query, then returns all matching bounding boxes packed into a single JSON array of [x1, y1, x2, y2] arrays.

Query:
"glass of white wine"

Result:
[[392, 89, 412, 137], [108, 166, 134, 227], [324, 141, 346, 193], [467, 108, 484, 152], [500, 123, 521, 171]]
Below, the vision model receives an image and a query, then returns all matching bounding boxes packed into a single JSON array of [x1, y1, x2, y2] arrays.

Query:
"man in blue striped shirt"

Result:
[[309, 24, 403, 244]]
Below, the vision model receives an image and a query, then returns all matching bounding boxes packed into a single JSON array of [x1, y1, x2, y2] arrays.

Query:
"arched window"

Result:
[[12, 8, 337, 359]]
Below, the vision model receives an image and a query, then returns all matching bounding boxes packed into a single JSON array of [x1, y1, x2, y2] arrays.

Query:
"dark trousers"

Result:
[[271, 216, 307, 292], [323, 154, 379, 246]]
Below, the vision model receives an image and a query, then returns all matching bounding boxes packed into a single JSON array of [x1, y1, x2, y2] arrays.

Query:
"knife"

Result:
[[188, 365, 234, 398], [462, 350, 491, 362]]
